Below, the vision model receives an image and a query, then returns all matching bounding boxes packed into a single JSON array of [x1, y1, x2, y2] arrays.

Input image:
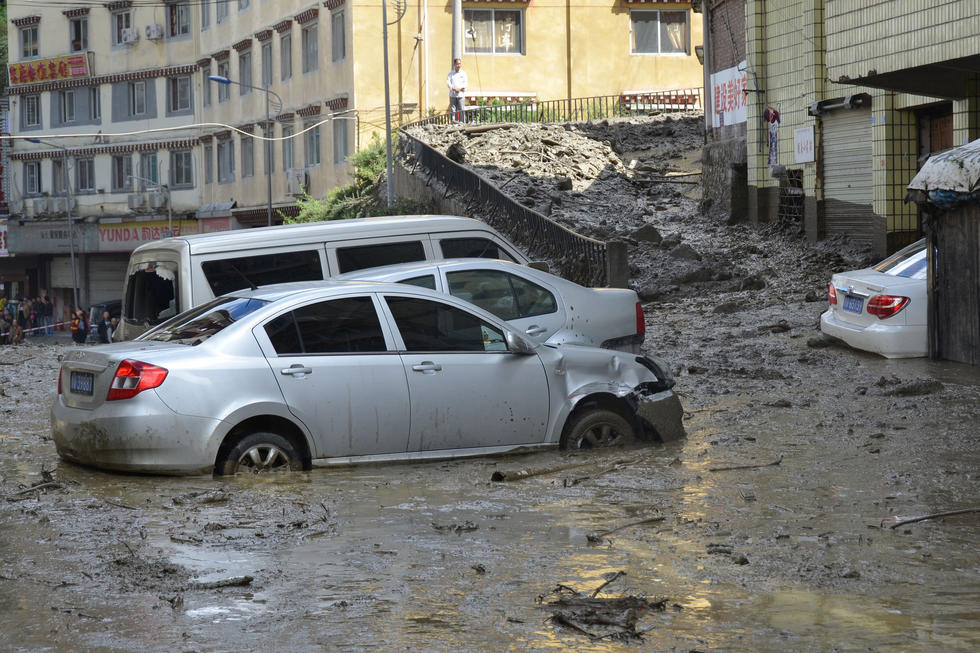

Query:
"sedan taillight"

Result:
[[867, 295, 910, 320], [107, 359, 168, 401], [635, 302, 646, 335], [827, 283, 838, 305]]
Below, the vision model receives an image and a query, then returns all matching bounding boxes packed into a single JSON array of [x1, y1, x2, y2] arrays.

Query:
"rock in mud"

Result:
[[669, 243, 702, 261], [632, 224, 662, 244], [881, 379, 944, 397]]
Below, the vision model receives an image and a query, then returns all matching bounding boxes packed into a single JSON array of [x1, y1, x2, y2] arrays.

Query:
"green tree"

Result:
[[0, 2, 8, 97], [285, 132, 433, 223]]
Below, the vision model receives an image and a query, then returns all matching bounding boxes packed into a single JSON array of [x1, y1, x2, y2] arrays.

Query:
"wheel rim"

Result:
[[575, 421, 627, 449], [236, 443, 292, 473]]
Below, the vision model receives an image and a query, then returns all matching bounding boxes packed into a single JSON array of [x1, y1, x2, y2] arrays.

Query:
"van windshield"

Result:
[[122, 261, 179, 329]]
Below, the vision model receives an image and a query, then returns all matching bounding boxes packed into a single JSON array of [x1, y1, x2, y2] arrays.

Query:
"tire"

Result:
[[560, 408, 637, 450], [215, 431, 303, 476]]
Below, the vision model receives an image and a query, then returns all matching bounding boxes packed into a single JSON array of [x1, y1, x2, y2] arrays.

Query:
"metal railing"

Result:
[[399, 89, 703, 285]]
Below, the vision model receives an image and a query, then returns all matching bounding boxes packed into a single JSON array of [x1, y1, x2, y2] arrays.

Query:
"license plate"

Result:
[[842, 295, 864, 314], [70, 371, 94, 396]]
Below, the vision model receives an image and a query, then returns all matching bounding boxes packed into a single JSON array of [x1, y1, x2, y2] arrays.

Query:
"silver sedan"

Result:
[[338, 259, 646, 353], [51, 281, 683, 475]]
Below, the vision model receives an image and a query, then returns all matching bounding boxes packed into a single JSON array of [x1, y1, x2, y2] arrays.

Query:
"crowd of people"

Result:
[[0, 294, 117, 346]]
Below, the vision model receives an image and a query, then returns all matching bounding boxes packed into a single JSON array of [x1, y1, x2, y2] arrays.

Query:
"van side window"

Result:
[[439, 237, 516, 262], [400, 275, 437, 290], [202, 250, 324, 296], [336, 241, 425, 273]]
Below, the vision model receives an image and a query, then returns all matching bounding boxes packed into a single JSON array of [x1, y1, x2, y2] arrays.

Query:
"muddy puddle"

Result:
[[2, 335, 979, 651]]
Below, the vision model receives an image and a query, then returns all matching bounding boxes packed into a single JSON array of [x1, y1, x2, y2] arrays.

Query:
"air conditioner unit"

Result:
[[121, 27, 139, 44], [286, 168, 310, 195], [145, 23, 164, 40], [21, 200, 34, 217], [33, 198, 50, 214], [149, 191, 167, 209], [128, 192, 145, 209], [51, 197, 73, 213]]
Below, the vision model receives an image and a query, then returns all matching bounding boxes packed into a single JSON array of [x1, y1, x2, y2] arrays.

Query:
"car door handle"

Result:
[[281, 364, 313, 376], [411, 361, 442, 373], [525, 325, 547, 336]]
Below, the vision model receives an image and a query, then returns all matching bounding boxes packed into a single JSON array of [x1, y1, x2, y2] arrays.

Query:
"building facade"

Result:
[[3, 0, 704, 311], [700, 0, 980, 258]]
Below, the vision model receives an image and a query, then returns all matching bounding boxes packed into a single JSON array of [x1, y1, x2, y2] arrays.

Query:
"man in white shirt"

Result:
[[446, 58, 468, 121]]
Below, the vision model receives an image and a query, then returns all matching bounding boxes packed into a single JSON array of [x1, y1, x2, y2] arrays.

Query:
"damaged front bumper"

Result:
[[633, 388, 686, 443]]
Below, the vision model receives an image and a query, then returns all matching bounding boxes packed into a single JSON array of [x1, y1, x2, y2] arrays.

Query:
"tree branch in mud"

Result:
[[888, 508, 980, 530], [492, 458, 634, 483], [708, 456, 783, 472], [586, 517, 666, 544], [188, 575, 254, 590]]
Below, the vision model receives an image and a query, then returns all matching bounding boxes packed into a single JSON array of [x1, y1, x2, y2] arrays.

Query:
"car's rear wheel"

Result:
[[560, 408, 636, 449], [215, 431, 303, 475]]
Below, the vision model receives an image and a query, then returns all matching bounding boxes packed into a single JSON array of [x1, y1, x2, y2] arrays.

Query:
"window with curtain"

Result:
[[463, 9, 523, 55], [630, 10, 688, 55]]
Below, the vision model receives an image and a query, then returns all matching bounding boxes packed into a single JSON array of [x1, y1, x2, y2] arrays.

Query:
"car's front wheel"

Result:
[[560, 408, 637, 449], [215, 431, 303, 475]]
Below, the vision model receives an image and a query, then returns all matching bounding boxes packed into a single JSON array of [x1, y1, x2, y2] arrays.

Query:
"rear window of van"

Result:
[[336, 241, 426, 273]]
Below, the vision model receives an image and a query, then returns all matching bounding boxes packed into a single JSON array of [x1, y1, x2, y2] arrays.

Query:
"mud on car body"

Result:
[[52, 280, 684, 476]]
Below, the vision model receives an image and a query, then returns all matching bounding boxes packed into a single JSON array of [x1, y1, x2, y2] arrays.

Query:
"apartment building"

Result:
[[3, 0, 703, 308], [700, 0, 980, 258]]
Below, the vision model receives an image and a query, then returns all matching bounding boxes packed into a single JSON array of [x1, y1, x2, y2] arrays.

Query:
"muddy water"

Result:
[[2, 329, 980, 651]]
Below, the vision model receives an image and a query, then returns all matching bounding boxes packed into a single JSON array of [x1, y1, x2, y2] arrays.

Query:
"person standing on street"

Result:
[[446, 58, 468, 122], [97, 310, 114, 344], [71, 308, 88, 344]]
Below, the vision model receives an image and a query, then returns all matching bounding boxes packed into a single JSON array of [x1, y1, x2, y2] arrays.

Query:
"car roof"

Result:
[[226, 278, 447, 303], [336, 258, 577, 287], [133, 215, 488, 256]]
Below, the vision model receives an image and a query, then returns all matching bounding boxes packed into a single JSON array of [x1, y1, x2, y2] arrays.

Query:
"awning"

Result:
[[196, 200, 236, 219]]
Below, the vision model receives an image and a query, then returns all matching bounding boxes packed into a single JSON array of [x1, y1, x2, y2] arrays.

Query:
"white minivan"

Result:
[[115, 215, 528, 341]]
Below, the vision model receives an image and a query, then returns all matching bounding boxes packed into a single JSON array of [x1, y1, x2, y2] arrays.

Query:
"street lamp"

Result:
[[208, 75, 282, 227], [382, 0, 408, 207], [128, 175, 172, 236], [26, 138, 79, 311]]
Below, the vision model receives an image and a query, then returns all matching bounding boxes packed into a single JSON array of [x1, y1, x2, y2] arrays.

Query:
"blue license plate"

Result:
[[842, 295, 864, 314], [70, 371, 94, 395]]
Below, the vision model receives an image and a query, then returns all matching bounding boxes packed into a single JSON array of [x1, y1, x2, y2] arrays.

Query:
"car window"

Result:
[[123, 261, 179, 325], [143, 296, 269, 345], [400, 275, 437, 290], [264, 296, 387, 354], [445, 270, 557, 320], [873, 240, 927, 280], [385, 296, 507, 352], [439, 237, 516, 262], [202, 250, 323, 296], [336, 241, 426, 273]]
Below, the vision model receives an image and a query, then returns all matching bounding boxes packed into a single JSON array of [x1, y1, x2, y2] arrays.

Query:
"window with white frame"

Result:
[[216, 0, 229, 23], [129, 81, 146, 116], [169, 76, 191, 112], [333, 119, 349, 164], [59, 91, 75, 123], [201, 0, 211, 30], [70, 18, 88, 52], [112, 154, 133, 191], [202, 66, 212, 107], [280, 33, 292, 81], [112, 10, 133, 45], [301, 23, 318, 73], [172, 149, 193, 187], [77, 157, 96, 192], [630, 10, 688, 54], [167, 3, 191, 38], [140, 153, 159, 189], [261, 42, 272, 88], [217, 61, 230, 102], [24, 95, 41, 127], [89, 86, 101, 120], [304, 123, 321, 166], [463, 9, 523, 55], [217, 138, 235, 182], [53, 159, 68, 195], [239, 0, 250, 10], [204, 144, 214, 184], [21, 26, 39, 59], [242, 137, 254, 178], [282, 125, 295, 170], [239, 51, 252, 95], [25, 162, 42, 195], [331, 11, 345, 62]]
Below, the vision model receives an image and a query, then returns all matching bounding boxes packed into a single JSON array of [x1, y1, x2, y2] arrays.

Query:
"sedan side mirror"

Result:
[[505, 330, 537, 355]]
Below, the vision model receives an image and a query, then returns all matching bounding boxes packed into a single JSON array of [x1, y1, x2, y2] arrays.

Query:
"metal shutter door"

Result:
[[88, 255, 128, 304], [822, 108, 874, 245]]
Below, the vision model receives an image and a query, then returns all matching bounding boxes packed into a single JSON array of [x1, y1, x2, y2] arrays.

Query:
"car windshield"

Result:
[[122, 260, 180, 327], [141, 296, 269, 345], [873, 239, 927, 279]]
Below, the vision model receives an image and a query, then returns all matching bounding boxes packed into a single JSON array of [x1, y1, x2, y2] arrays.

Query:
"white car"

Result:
[[51, 280, 683, 476], [820, 239, 927, 358], [338, 259, 646, 353]]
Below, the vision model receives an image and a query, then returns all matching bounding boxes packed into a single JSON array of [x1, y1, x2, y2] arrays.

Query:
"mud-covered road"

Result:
[[3, 116, 980, 651]]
